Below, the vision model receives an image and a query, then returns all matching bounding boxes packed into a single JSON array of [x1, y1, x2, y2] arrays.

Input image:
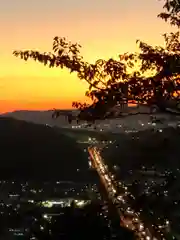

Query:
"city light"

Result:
[[88, 146, 156, 239]]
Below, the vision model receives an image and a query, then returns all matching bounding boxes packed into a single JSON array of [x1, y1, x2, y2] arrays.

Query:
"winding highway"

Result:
[[88, 146, 160, 240]]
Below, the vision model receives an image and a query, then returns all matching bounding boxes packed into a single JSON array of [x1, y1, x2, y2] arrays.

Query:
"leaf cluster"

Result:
[[158, 0, 180, 27]]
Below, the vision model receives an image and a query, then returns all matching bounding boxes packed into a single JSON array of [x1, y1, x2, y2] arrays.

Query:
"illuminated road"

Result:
[[88, 146, 160, 240]]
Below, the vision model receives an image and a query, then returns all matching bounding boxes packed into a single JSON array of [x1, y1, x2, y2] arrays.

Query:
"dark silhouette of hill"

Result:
[[0, 117, 89, 181], [102, 127, 180, 173], [1, 110, 78, 127]]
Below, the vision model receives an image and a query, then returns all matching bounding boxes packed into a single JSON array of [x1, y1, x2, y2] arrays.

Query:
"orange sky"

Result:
[[0, 0, 175, 113]]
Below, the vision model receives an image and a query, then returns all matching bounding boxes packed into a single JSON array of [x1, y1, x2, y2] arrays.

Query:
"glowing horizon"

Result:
[[0, 0, 175, 112]]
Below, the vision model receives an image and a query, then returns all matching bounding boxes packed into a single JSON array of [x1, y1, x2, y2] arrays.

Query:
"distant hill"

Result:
[[1, 110, 78, 127], [0, 117, 91, 181], [3, 108, 180, 133]]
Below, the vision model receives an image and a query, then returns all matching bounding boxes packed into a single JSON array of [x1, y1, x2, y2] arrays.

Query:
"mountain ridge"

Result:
[[0, 116, 89, 181], [1, 109, 77, 127]]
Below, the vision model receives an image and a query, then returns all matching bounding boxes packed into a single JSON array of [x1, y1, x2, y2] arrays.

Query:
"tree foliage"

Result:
[[158, 0, 180, 27], [13, 0, 180, 121]]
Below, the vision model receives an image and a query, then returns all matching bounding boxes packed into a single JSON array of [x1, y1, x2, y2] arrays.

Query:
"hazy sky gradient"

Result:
[[0, 0, 175, 112]]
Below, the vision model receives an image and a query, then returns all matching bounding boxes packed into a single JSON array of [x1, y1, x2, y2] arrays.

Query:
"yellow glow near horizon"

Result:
[[0, 0, 176, 112]]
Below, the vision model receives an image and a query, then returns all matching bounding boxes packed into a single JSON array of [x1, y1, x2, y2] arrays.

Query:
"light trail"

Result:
[[88, 146, 160, 240]]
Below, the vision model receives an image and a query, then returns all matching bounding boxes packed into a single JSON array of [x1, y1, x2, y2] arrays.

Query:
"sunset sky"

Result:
[[0, 0, 175, 113]]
